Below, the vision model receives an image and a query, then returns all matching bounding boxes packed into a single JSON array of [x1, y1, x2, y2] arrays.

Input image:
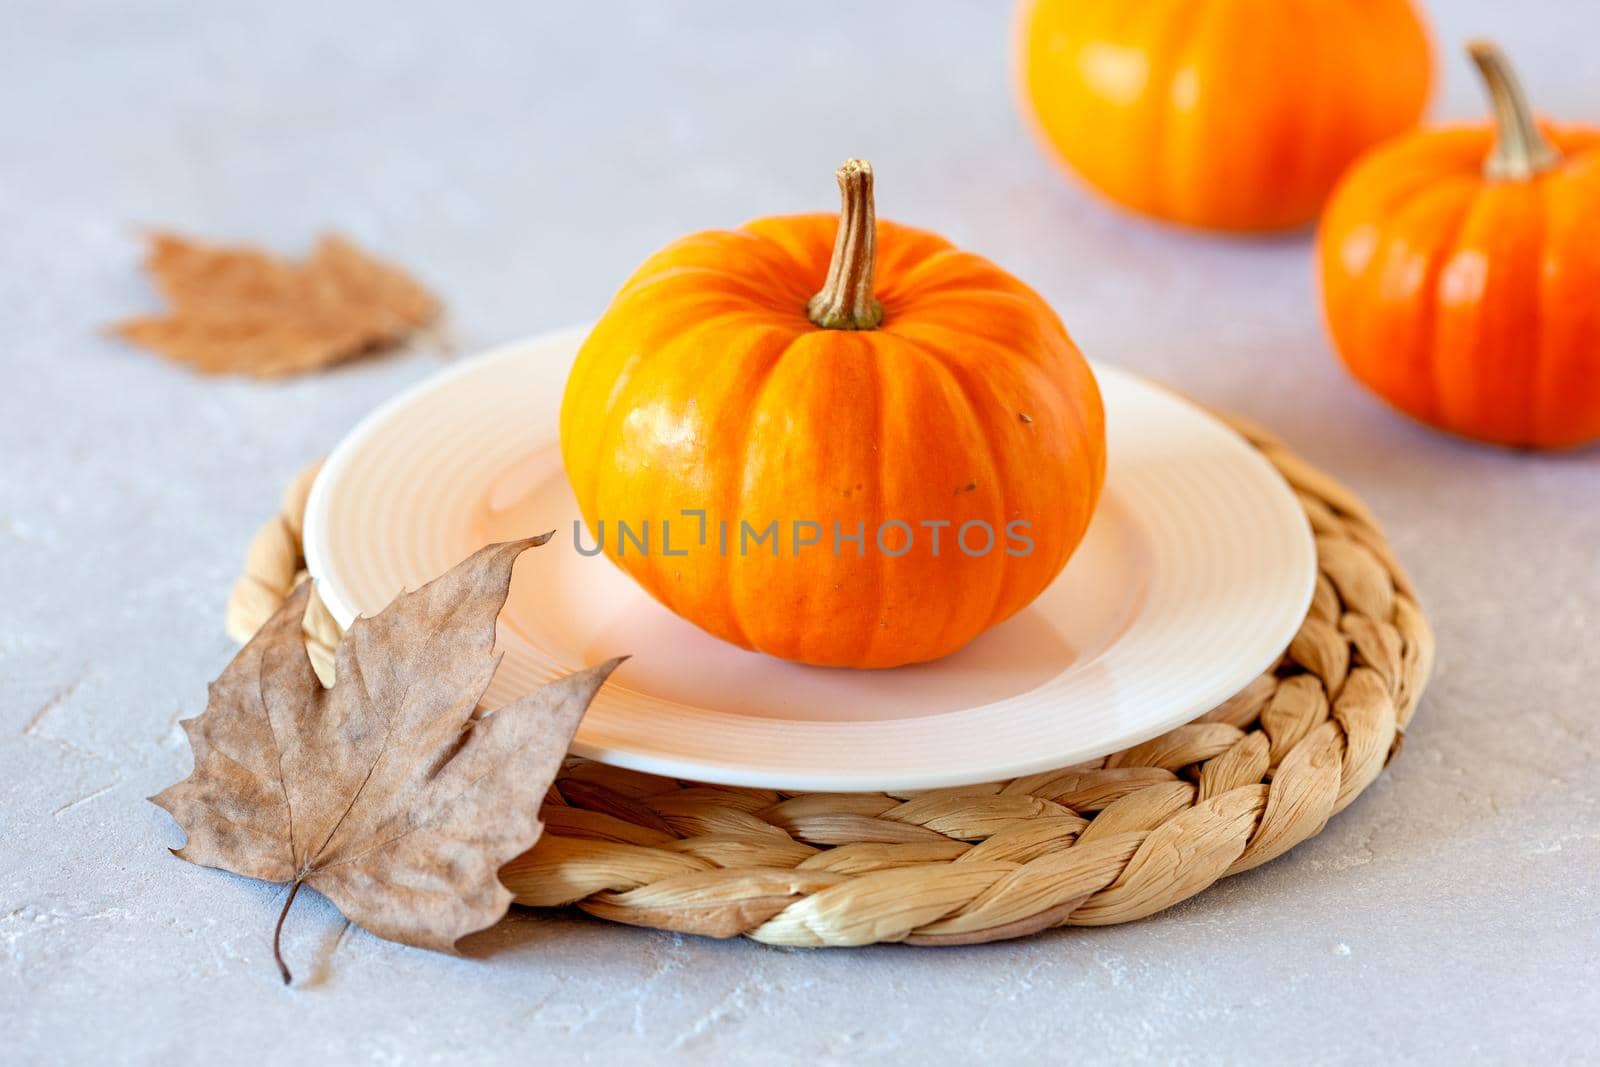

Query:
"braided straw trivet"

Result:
[[224, 415, 1433, 947]]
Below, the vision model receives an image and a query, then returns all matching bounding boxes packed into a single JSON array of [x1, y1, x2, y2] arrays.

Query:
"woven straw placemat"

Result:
[[224, 414, 1433, 947]]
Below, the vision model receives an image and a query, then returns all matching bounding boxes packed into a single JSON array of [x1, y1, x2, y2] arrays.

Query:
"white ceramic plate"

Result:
[[304, 327, 1314, 792]]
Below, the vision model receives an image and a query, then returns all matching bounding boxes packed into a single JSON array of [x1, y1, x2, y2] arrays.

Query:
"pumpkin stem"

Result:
[[808, 159, 884, 330], [1468, 41, 1560, 181]]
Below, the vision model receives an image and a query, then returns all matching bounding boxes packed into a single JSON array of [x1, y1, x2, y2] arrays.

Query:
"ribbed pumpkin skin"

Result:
[[1319, 126, 1600, 449], [560, 214, 1105, 668], [1017, 0, 1433, 232]]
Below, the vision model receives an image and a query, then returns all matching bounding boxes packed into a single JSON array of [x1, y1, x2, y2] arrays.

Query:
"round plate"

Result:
[[304, 327, 1315, 792]]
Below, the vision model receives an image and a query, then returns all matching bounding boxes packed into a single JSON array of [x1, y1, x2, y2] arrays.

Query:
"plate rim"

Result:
[[304, 327, 1316, 791]]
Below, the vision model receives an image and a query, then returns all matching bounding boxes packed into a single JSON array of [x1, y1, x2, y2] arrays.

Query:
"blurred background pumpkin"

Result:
[[1318, 42, 1600, 449], [1016, 0, 1434, 233]]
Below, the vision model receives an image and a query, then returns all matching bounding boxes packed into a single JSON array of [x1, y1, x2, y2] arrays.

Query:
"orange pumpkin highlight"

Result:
[[1017, 0, 1433, 232], [561, 161, 1106, 668], [1319, 42, 1600, 449]]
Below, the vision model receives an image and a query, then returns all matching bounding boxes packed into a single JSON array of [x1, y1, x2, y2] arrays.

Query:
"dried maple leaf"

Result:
[[116, 231, 440, 378], [152, 536, 622, 983]]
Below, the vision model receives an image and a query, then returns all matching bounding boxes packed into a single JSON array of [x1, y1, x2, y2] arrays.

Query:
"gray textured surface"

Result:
[[2, 2, 1597, 1064]]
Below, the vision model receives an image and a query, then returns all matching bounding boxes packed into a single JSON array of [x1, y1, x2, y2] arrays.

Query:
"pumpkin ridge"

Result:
[[622, 227, 821, 304], [733, 230, 838, 307], [1428, 182, 1516, 440], [1088, 0, 1175, 218], [583, 314, 789, 627], [1152, 0, 1230, 222], [876, 246, 1015, 305], [885, 292, 1069, 374], [1321, 0, 1385, 211], [1088, 0, 1190, 217], [718, 330, 799, 654], [941, 323, 1099, 586], [1374, 167, 1484, 235], [869, 246, 961, 306], [577, 307, 730, 507], [738, 213, 848, 284], [1342, 134, 1485, 227], [1359, 178, 1477, 427], [886, 331, 1011, 649], [885, 306, 1092, 476], [1049, 353, 1104, 581], [867, 222, 958, 295], [902, 300, 1087, 429], [715, 323, 805, 645], [560, 316, 618, 497], [852, 341, 892, 667], [1280, 0, 1331, 211], [1523, 180, 1553, 445], [612, 264, 810, 319], [1531, 155, 1600, 444], [641, 322, 794, 624]]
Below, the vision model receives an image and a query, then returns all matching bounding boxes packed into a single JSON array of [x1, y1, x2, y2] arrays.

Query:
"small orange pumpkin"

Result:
[[1319, 43, 1600, 449], [561, 161, 1106, 668], [1017, 0, 1434, 232]]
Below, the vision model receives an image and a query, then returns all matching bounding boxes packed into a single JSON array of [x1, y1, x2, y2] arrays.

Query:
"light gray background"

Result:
[[2, 2, 1596, 1064]]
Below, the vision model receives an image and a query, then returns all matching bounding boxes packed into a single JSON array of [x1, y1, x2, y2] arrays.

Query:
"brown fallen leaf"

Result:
[[116, 231, 440, 378], [152, 536, 623, 983]]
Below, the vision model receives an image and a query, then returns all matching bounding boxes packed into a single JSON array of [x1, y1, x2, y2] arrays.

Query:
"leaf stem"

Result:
[[274, 879, 303, 985]]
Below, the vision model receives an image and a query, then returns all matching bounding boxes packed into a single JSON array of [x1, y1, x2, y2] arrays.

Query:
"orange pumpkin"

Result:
[[1017, 0, 1434, 232], [1319, 43, 1600, 449], [561, 161, 1106, 669]]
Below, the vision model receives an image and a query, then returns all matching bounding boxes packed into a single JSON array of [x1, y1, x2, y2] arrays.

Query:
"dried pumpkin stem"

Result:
[[1468, 41, 1560, 181], [808, 159, 884, 330]]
